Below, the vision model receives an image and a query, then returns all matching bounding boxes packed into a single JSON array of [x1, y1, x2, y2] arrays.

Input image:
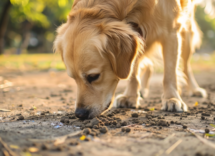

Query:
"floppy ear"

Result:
[[105, 25, 139, 79], [53, 23, 69, 61]]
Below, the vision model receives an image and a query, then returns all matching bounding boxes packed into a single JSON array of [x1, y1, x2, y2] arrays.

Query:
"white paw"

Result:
[[192, 88, 207, 98], [161, 98, 187, 112], [140, 88, 149, 98], [113, 94, 142, 108]]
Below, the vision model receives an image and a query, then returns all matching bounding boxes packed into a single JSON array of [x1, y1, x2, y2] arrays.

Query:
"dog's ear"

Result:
[[104, 24, 139, 79], [53, 23, 69, 61]]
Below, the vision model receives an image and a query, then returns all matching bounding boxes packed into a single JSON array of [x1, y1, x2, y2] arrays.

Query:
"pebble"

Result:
[[18, 115, 24, 120], [183, 125, 187, 129], [91, 117, 100, 126], [125, 127, 131, 132], [205, 128, 210, 133], [121, 127, 126, 132], [131, 113, 139, 118], [100, 126, 108, 133], [121, 121, 127, 126], [83, 128, 91, 135], [201, 116, 205, 120]]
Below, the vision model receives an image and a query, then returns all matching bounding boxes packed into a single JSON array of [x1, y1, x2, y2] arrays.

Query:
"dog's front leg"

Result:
[[114, 55, 143, 108], [161, 33, 187, 112]]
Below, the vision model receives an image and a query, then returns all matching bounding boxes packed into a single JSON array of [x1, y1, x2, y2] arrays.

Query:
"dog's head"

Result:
[[54, 14, 140, 119]]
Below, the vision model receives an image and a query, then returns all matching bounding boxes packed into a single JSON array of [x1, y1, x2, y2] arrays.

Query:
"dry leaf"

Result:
[[9, 144, 19, 149], [80, 135, 86, 141], [28, 147, 39, 153]]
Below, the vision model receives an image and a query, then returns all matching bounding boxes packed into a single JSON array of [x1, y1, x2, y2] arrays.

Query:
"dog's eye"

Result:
[[87, 74, 100, 83]]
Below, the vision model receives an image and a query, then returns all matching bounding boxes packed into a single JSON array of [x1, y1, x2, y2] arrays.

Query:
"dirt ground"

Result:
[[0, 70, 215, 156]]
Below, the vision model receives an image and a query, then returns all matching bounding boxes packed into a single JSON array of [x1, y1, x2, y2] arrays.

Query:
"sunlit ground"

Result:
[[0, 52, 215, 73]]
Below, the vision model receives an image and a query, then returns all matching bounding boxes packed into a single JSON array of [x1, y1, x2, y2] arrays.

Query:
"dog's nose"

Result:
[[75, 108, 90, 119]]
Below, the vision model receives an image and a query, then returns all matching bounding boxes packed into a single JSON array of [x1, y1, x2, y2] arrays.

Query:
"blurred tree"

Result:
[[0, 0, 12, 55], [0, 0, 73, 55], [195, 6, 215, 50]]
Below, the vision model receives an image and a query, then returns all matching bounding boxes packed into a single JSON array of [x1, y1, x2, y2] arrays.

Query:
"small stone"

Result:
[[116, 123, 121, 128], [201, 116, 205, 120], [121, 127, 126, 132], [93, 125, 99, 129], [69, 141, 79, 146], [104, 122, 110, 126], [121, 121, 127, 126], [85, 123, 93, 128], [205, 128, 210, 133], [125, 127, 131, 132], [17, 115, 24, 120], [110, 124, 116, 128], [100, 126, 108, 133], [113, 120, 117, 125], [69, 115, 76, 119], [41, 144, 49, 150], [90, 132, 96, 136], [85, 137, 91, 141], [183, 125, 187, 129], [131, 113, 139, 118], [170, 121, 174, 124], [91, 117, 100, 126], [83, 128, 91, 135], [64, 119, 70, 124], [201, 112, 210, 116]]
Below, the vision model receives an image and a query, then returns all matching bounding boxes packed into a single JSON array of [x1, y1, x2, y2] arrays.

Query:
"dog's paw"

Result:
[[192, 88, 207, 98], [161, 98, 187, 112], [113, 94, 141, 108], [140, 88, 149, 98]]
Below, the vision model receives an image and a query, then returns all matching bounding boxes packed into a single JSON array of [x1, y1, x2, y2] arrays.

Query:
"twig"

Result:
[[187, 129, 215, 149], [165, 139, 182, 154], [0, 109, 11, 112], [0, 138, 18, 156], [29, 131, 81, 142]]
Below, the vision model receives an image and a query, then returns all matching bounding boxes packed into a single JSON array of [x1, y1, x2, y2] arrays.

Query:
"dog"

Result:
[[54, 0, 207, 119]]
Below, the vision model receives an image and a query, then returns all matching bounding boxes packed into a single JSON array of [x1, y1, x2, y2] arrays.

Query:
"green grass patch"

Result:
[[0, 53, 65, 71]]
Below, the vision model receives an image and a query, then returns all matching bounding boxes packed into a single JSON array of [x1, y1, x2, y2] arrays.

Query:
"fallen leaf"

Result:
[[205, 133, 215, 137], [28, 147, 39, 153], [22, 152, 32, 156], [10, 145, 19, 149], [149, 108, 155, 111], [194, 102, 198, 107], [80, 135, 86, 141], [210, 124, 215, 128]]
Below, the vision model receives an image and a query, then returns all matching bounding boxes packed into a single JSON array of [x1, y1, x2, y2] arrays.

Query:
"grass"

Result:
[[0, 53, 65, 71], [0, 52, 215, 72]]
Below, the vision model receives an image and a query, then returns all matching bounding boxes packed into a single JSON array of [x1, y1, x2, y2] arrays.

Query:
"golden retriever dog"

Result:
[[54, 0, 207, 119]]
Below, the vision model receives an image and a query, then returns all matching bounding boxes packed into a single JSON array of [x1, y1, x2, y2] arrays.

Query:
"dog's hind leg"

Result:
[[181, 27, 207, 98], [140, 62, 153, 98]]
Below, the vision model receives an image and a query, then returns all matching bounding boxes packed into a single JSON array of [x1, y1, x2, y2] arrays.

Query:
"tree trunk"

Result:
[[0, 0, 12, 55]]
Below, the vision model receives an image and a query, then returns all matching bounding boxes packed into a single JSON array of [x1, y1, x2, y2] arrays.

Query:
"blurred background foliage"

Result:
[[0, 0, 214, 72], [0, 0, 73, 55]]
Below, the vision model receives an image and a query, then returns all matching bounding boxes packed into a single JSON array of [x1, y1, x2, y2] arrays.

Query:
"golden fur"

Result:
[[54, 0, 207, 119]]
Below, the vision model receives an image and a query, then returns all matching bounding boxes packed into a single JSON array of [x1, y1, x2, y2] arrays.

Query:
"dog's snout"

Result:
[[75, 108, 90, 119]]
